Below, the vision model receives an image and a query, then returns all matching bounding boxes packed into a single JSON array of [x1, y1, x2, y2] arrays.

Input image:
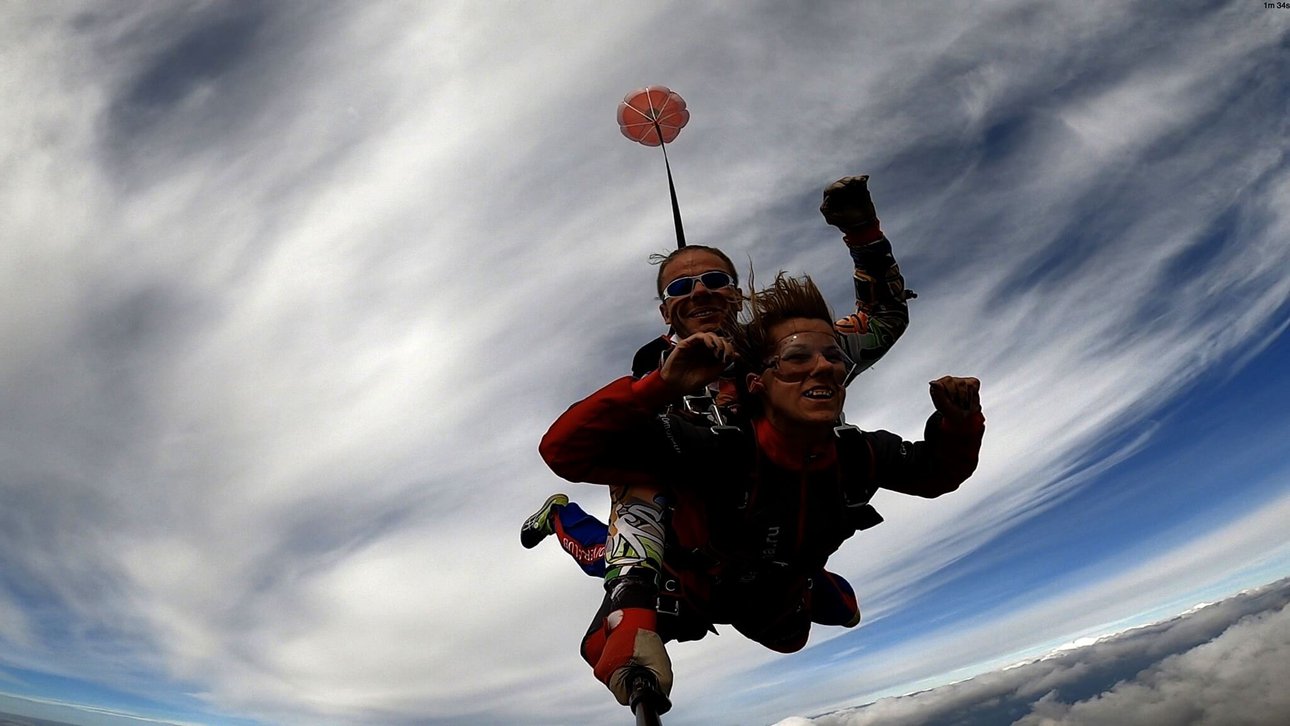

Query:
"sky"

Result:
[[1, 1, 1288, 725]]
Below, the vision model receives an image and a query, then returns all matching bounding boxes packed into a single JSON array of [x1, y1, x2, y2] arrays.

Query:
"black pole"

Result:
[[656, 124, 686, 249], [628, 669, 669, 726], [635, 701, 662, 726]]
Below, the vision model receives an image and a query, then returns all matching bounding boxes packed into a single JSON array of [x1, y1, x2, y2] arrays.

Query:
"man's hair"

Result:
[[732, 272, 835, 369], [649, 245, 739, 298]]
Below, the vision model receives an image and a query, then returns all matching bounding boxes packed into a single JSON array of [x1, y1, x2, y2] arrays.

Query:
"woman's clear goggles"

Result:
[[762, 344, 852, 383], [662, 270, 736, 300]]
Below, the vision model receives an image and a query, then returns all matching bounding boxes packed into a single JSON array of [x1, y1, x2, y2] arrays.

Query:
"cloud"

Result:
[[783, 577, 1290, 726]]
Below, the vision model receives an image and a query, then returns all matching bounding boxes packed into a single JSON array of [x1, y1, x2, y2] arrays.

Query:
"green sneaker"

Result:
[[520, 493, 569, 549]]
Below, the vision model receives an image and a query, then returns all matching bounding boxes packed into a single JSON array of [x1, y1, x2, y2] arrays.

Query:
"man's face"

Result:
[[658, 250, 741, 338], [749, 318, 848, 434]]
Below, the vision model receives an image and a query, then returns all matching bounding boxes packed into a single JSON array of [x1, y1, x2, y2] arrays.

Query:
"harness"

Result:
[[831, 423, 885, 532], [653, 407, 884, 631], [680, 394, 739, 434]]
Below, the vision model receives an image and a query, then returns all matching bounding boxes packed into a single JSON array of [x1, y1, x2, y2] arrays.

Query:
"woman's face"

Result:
[[751, 317, 847, 434]]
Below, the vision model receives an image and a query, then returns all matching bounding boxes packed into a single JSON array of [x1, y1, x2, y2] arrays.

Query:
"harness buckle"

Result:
[[657, 578, 682, 616], [833, 422, 861, 437], [683, 395, 740, 435]]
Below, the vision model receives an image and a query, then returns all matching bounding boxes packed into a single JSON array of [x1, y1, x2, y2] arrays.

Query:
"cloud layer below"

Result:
[[779, 577, 1290, 726]]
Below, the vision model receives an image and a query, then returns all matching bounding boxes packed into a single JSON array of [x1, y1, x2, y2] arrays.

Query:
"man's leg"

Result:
[[731, 579, 813, 654], [734, 569, 862, 653], [579, 575, 672, 711], [809, 569, 861, 628], [603, 486, 668, 584], [520, 494, 609, 578], [580, 484, 672, 708], [520, 493, 570, 549]]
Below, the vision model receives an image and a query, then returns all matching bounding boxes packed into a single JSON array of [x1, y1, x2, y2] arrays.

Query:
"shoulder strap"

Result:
[[833, 424, 885, 531], [658, 415, 756, 572], [632, 336, 673, 378], [656, 411, 748, 466]]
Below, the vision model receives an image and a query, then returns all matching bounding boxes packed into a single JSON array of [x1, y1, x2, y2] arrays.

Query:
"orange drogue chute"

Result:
[[617, 85, 690, 147], [617, 85, 691, 247]]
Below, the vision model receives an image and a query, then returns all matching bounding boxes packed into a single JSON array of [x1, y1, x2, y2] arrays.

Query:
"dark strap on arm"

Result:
[[833, 424, 885, 531]]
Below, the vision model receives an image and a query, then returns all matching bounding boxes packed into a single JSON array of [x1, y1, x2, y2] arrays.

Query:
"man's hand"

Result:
[[820, 175, 878, 233], [929, 376, 981, 423], [660, 332, 734, 394]]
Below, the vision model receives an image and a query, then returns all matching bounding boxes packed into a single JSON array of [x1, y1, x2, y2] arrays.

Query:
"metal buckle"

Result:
[[683, 395, 739, 434], [657, 578, 682, 616]]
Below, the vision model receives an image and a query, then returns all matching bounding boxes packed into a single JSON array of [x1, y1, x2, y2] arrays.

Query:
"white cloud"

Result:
[[1019, 606, 1290, 726], [784, 578, 1290, 726]]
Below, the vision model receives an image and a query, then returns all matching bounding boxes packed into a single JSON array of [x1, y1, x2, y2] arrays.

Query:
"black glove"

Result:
[[820, 175, 878, 233], [930, 376, 982, 424]]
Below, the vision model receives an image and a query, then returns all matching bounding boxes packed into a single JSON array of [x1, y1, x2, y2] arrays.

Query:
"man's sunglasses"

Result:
[[661, 270, 736, 300]]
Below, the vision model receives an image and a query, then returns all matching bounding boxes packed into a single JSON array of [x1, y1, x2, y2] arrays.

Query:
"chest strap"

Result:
[[834, 424, 884, 531], [680, 394, 740, 434]]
